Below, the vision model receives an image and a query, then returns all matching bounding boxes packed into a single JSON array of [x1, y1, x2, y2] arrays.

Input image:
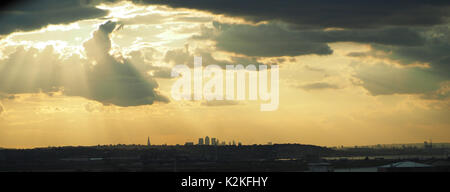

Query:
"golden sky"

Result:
[[0, 1, 449, 148]]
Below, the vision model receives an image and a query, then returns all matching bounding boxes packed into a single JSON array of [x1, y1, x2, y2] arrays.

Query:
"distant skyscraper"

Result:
[[198, 138, 204, 145], [424, 139, 433, 149], [211, 138, 217, 145], [147, 137, 151, 146], [205, 136, 210, 145]]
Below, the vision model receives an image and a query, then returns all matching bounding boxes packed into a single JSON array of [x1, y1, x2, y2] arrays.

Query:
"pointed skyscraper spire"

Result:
[[147, 136, 151, 146]]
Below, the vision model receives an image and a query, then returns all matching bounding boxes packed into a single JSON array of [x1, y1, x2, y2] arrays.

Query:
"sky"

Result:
[[0, 0, 449, 148]]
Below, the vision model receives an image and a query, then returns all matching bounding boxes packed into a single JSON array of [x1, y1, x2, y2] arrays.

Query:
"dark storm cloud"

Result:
[[193, 22, 425, 57], [306, 27, 425, 46], [159, 0, 447, 97], [349, 24, 450, 96], [129, 0, 450, 86], [197, 22, 332, 57], [0, 21, 168, 106], [0, 0, 108, 35], [133, 0, 450, 29], [369, 25, 450, 77]]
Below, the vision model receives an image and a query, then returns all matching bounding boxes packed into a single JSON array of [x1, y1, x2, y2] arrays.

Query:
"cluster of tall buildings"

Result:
[[424, 140, 433, 149], [198, 136, 241, 146], [146, 136, 242, 146]]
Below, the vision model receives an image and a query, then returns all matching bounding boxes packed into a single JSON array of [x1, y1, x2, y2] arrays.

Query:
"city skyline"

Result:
[[2, 134, 448, 149]]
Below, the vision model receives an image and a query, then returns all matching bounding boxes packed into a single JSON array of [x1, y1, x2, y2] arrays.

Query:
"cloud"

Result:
[[118, 13, 170, 25], [193, 22, 332, 57], [0, 46, 64, 94], [190, 19, 448, 97], [0, 93, 16, 100], [0, 21, 168, 107], [163, 45, 264, 68], [83, 20, 118, 59], [150, 68, 173, 79], [0, 0, 108, 35], [348, 24, 450, 96], [193, 22, 425, 57], [306, 27, 425, 46], [303, 65, 325, 72], [128, 0, 448, 79], [1, 0, 447, 99], [420, 81, 450, 100], [174, 16, 213, 23], [78, 21, 169, 106], [354, 63, 444, 96], [84, 102, 105, 112], [369, 25, 450, 76], [126, 48, 175, 79], [0, 102, 3, 115], [135, 0, 450, 29], [298, 82, 340, 91]]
